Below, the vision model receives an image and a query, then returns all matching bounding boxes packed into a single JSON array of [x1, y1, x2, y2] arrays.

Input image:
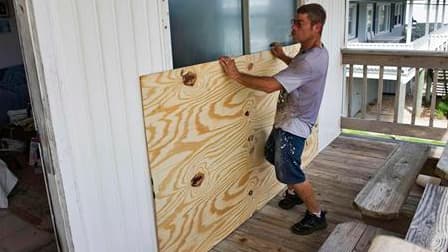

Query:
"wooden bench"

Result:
[[405, 184, 448, 252], [320, 184, 448, 252], [353, 143, 429, 219], [436, 144, 448, 179]]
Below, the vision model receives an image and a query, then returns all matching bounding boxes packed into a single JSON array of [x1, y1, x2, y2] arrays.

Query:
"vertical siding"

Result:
[[30, 0, 171, 251], [305, 0, 346, 150]]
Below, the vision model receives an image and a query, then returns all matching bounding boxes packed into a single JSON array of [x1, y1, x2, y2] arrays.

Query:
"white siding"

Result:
[[305, 0, 346, 150], [29, 0, 171, 251]]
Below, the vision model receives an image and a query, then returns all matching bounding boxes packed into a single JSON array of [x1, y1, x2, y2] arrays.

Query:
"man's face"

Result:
[[291, 13, 321, 43]]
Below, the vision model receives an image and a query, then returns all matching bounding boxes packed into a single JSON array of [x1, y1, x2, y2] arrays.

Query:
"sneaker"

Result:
[[291, 210, 327, 235], [278, 189, 303, 209]]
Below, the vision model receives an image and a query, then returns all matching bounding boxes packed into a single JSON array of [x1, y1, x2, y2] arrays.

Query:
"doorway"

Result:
[[0, 0, 58, 250]]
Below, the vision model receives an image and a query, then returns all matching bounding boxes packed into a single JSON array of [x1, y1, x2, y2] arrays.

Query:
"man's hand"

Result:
[[218, 55, 282, 93], [270, 43, 292, 65], [271, 43, 286, 59], [219, 56, 240, 80]]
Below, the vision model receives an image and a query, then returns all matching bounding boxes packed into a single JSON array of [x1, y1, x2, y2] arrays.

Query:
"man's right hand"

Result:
[[270, 43, 292, 65], [270, 43, 286, 59]]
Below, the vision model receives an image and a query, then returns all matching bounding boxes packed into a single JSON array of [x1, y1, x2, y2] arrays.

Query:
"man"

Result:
[[219, 3, 328, 235]]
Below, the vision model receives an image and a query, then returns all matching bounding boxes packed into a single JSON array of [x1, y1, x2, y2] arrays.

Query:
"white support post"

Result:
[[362, 65, 368, 119], [407, 0, 414, 43], [426, 0, 431, 37], [443, 0, 447, 25], [435, 0, 440, 29]]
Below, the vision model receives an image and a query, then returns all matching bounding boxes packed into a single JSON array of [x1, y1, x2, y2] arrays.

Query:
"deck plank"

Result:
[[318, 222, 368, 252], [406, 184, 448, 252], [213, 136, 422, 251]]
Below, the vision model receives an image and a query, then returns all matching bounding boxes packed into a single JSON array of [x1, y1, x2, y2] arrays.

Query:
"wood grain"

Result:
[[353, 143, 429, 219], [405, 184, 448, 252], [318, 222, 367, 252], [140, 44, 319, 252], [318, 222, 394, 252]]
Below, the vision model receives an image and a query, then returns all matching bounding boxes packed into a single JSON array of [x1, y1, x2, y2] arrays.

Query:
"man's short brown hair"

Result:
[[297, 3, 326, 26]]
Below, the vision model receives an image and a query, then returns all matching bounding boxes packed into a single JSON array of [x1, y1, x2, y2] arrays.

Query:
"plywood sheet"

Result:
[[140, 44, 319, 252]]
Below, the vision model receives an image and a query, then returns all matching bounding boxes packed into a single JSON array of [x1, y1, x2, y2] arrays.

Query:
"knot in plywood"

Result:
[[191, 172, 205, 187], [181, 70, 197, 86], [247, 63, 254, 71]]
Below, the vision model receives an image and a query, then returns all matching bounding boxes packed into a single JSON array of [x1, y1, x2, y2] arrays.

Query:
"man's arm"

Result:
[[271, 45, 293, 65], [219, 56, 282, 93]]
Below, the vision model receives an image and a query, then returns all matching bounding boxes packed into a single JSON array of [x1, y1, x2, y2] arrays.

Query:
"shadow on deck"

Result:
[[212, 135, 428, 252]]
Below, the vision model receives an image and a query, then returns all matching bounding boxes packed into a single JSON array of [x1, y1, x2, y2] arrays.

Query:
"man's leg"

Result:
[[279, 184, 303, 209], [291, 180, 327, 235], [271, 129, 326, 235], [293, 180, 320, 214], [274, 129, 305, 209]]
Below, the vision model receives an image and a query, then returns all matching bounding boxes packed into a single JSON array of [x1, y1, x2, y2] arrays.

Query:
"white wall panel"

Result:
[[304, 0, 346, 150], [29, 0, 171, 251]]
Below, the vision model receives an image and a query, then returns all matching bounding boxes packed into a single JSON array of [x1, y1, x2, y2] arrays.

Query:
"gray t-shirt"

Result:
[[273, 46, 329, 138]]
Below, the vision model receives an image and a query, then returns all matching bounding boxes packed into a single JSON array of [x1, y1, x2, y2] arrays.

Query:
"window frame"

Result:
[[394, 3, 402, 27], [366, 3, 374, 33], [348, 3, 358, 39], [376, 3, 391, 34]]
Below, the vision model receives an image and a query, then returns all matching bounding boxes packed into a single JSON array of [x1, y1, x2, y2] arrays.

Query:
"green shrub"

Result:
[[436, 97, 448, 119]]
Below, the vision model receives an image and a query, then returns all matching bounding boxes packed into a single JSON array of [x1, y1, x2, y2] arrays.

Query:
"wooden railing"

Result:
[[348, 25, 448, 51], [341, 49, 448, 141]]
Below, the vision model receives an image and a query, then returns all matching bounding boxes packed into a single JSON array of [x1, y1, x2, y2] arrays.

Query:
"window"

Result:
[[169, 0, 243, 68], [249, 0, 296, 53], [348, 3, 358, 39], [169, 0, 296, 68], [366, 4, 374, 33], [377, 3, 391, 33]]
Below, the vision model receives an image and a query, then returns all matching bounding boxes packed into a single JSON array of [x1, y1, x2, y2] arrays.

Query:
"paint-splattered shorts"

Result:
[[264, 128, 306, 184]]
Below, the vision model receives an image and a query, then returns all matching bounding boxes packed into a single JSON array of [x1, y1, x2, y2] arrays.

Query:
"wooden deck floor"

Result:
[[212, 135, 425, 252]]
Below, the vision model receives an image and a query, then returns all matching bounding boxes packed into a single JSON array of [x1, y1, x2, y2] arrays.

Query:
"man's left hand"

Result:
[[219, 56, 240, 80]]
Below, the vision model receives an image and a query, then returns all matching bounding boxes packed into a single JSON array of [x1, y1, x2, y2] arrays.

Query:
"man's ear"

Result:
[[314, 23, 323, 34]]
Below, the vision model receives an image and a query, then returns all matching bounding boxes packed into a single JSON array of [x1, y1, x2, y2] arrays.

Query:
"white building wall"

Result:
[[305, 0, 346, 150], [29, 0, 171, 251]]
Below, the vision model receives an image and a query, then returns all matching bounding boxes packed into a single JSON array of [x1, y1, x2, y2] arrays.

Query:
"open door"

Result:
[[12, 0, 72, 250]]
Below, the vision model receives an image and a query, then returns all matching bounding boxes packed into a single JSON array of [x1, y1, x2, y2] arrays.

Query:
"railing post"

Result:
[[348, 64, 354, 117], [394, 67, 403, 123], [412, 68, 421, 125], [430, 69, 439, 127], [362, 65, 368, 119], [377, 66, 384, 120]]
